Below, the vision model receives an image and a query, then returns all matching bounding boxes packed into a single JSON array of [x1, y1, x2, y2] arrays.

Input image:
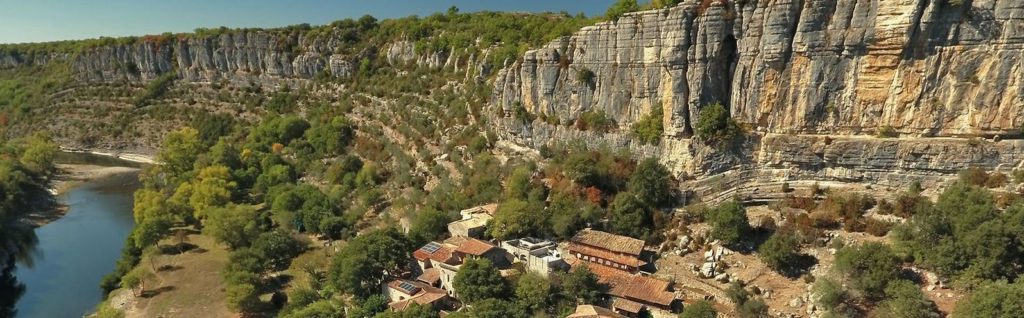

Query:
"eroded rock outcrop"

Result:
[[494, 0, 1024, 137], [491, 0, 1024, 190]]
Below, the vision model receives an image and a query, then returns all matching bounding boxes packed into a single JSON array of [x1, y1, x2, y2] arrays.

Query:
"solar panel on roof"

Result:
[[398, 281, 420, 293], [422, 242, 442, 253]]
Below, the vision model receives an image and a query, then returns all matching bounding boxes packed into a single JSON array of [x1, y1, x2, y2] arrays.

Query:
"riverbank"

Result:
[[59, 147, 156, 165], [21, 164, 140, 228]]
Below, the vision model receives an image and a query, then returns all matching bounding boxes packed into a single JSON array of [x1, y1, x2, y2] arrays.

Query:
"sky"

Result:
[[0, 0, 619, 44]]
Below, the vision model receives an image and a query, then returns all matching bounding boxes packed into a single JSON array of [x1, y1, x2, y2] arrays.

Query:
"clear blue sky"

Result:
[[0, 1, 619, 44]]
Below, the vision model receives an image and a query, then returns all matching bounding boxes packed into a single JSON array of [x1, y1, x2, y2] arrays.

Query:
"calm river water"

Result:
[[13, 154, 142, 318]]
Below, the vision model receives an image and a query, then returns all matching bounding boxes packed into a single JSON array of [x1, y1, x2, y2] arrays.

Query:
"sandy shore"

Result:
[[21, 164, 141, 227]]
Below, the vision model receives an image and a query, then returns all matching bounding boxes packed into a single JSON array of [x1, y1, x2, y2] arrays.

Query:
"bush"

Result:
[[812, 279, 847, 311], [631, 106, 663, 145], [874, 280, 939, 318], [709, 200, 750, 247], [694, 102, 740, 143], [576, 110, 614, 132], [133, 71, 176, 107], [876, 125, 898, 138], [958, 167, 988, 186], [680, 300, 718, 318], [758, 230, 800, 272], [605, 0, 640, 20], [576, 68, 595, 86], [834, 242, 899, 299]]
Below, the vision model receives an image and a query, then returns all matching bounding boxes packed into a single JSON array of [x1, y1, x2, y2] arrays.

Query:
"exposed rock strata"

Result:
[[491, 0, 1024, 193]]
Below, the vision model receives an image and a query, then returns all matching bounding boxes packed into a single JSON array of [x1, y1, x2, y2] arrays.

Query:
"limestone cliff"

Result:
[[491, 0, 1024, 194], [494, 0, 1024, 137]]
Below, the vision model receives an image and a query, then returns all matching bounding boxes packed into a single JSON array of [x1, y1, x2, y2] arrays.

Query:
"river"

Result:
[[13, 153, 142, 318]]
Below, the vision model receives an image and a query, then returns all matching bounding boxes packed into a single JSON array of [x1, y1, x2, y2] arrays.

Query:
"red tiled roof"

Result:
[[571, 230, 644, 256], [413, 242, 456, 264], [612, 298, 644, 313], [568, 243, 645, 268], [387, 279, 449, 311], [417, 268, 441, 285], [573, 261, 677, 308], [455, 238, 497, 256]]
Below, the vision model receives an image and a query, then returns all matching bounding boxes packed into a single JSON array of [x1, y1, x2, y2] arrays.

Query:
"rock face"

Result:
[[491, 0, 1024, 190], [494, 0, 1024, 137], [0, 32, 465, 84]]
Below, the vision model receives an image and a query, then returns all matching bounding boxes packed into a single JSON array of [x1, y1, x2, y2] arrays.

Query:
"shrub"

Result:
[[694, 102, 741, 143], [133, 71, 176, 107], [680, 300, 718, 318], [631, 106, 663, 145], [985, 172, 1008, 188], [576, 110, 614, 132], [709, 200, 750, 247], [864, 218, 894, 236], [877, 125, 898, 138], [605, 0, 640, 20], [834, 242, 899, 300], [759, 230, 801, 272], [576, 67, 595, 86], [959, 167, 989, 186], [812, 279, 847, 311]]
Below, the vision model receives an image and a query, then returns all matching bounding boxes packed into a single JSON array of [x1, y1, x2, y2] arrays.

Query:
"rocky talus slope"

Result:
[[490, 0, 1024, 200]]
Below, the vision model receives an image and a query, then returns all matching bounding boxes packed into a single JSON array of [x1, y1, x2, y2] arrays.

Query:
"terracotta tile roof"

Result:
[[413, 242, 456, 264], [570, 229, 644, 256], [612, 298, 644, 314], [455, 238, 497, 256], [417, 268, 441, 285], [572, 261, 677, 308], [387, 279, 449, 311], [566, 305, 627, 318], [567, 243, 645, 268]]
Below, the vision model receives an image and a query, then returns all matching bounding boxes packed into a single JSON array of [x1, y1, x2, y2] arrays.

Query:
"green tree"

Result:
[[329, 228, 412, 299], [133, 216, 171, 250], [503, 166, 545, 201], [606, 0, 639, 20], [680, 300, 718, 318], [549, 191, 600, 239], [19, 132, 57, 174], [453, 258, 511, 304], [834, 242, 899, 299], [225, 281, 261, 312], [951, 281, 1024, 318], [873, 280, 939, 318], [631, 106, 663, 145], [487, 199, 548, 240], [251, 231, 305, 271], [305, 116, 355, 156], [515, 273, 552, 313], [652, 0, 683, 9], [811, 278, 847, 312], [758, 230, 800, 272], [607, 192, 653, 239], [628, 158, 673, 207], [374, 303, 440, 318], [694, 103, 740, 142], [709, 200, 750, 247], [203, 205, 262, 249], [408, 207, 453, 246], [158, 127, 204, 182], [187, 165, 237, 220], [280, 300, 340, 318], [558, 266, 602, 304]]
